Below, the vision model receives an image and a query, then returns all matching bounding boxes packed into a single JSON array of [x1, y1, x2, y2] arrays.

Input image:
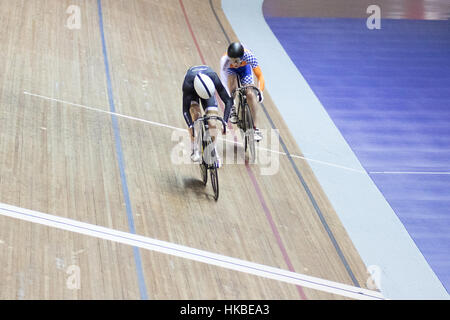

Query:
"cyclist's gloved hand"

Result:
[[258, 90, 264, 103]]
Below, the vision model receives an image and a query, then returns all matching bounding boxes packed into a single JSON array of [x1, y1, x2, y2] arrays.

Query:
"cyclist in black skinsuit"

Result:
[[182, 65, 233, 163]]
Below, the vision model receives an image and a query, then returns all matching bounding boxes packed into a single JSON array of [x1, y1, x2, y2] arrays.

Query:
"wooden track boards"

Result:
[[0, 0, 373, 299]]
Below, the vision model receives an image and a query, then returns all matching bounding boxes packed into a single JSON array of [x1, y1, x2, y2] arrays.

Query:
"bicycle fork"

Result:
[[200, 121, 219, 168]]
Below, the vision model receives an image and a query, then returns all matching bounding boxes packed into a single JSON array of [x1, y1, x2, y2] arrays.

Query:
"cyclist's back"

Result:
[[182, 65, 232, 128], [183, 65, 223, 96]]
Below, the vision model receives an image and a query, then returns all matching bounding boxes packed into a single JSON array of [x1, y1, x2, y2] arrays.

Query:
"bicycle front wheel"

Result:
[[199, 125, 208, 185], [200, 163, 207, 185], [210, 166, 219, 200], [244, 104, 256, 163]]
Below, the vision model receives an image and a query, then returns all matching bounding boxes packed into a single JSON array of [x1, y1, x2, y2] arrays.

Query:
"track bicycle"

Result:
[[231, 83, 263, 163], [193, 115, 226, 201]]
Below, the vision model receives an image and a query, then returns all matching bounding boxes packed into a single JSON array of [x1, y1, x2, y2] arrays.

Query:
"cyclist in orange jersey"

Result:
[[220, 42, 265, 141]]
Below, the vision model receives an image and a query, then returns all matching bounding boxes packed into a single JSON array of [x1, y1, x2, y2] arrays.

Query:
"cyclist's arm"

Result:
[[245, 51, 265, 92], [252, 66, 265, 92], [214, 77, 233, 124], [219, 55, 232, 95]]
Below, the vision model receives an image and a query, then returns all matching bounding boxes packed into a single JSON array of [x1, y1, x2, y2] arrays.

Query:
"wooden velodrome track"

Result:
[[0, 0, 378, 299]]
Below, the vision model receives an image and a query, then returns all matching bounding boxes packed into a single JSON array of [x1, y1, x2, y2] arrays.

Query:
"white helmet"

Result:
[[194, 73, 215, 99]]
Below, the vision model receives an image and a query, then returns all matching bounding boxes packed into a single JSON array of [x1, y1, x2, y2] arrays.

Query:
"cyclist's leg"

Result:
[[183, 89, 202, 162], [239, 66, 262, 141], [226, 73, 239, 122], [228, 73, 238, 95], [191, 100, 203, 159], [239, 65, 258, 125], [190, 101, 202, 124], [183, 90, 200, 141]]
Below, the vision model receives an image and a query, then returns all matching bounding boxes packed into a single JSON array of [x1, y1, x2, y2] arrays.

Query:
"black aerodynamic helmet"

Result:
[[227, 42, 244, 59]]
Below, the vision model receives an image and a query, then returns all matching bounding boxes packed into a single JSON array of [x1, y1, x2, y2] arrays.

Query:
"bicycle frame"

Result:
[[193, 115, 226, 169], [232, 85, 262, 126]]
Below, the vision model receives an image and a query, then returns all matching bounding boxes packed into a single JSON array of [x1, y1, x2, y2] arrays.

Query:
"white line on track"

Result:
[[23, 91, 184, 132], [23, 91, 367, 174], [0, 202, 384, 300]]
